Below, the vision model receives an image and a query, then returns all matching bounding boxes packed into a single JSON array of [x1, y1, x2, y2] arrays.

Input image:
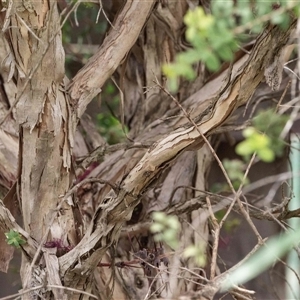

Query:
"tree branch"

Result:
[[68, 0, 156, 118]]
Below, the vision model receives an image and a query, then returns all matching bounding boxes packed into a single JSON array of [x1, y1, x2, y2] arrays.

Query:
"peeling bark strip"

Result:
[[68, 0, 156, 117]]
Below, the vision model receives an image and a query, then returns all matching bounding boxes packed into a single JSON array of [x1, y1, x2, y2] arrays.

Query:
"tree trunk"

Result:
[[0, 1, 297, 299], [1, 1, 77, 298]]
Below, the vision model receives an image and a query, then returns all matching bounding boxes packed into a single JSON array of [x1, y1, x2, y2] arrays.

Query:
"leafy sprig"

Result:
[[5, 230, 26, 248]]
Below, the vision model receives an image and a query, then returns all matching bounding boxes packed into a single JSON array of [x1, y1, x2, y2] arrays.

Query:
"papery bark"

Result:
[[0, 0, 296, 299]]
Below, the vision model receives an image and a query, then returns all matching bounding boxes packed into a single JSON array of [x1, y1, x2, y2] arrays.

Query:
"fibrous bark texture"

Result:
[[0, 1, 297, 299]]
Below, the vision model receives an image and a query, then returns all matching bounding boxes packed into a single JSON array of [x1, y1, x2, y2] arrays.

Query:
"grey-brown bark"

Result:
[[0, 1, 297, 300]]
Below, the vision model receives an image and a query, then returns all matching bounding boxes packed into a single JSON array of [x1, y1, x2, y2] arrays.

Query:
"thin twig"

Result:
[[276, 80, 292, 112], [0, 284, 98, 300], [1, 0, 13, 33], [242, 171, 294, 194], [47, 285, 98, 299], [111, 76, 133, 141], [15, 13, 44, 44], [206, 196, 219, 279], [219, 154, 260, 240], [97, 0, 115, 29], [0, 285, 44, 300], [233, 2, 298, 35]]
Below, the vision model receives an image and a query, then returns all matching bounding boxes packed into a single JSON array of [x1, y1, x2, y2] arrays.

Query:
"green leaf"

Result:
[[271, 12, 290, 30], [162, 64, 178, 79], [205, 53, 220, 71], [256, 2, 272, 17], [237, 1, 253, 24], [169, 61, 196, 80], [236, 127, 277, 162], [251, 23, 264, 34], [221, 227, 300, 291], [167, 215, 181, 230], [151, 223, 165, 232], [271, 12, 285, 25], [183, 243, 207, 267], [183, 245, 199, 257], [185, 26, 198, 41], [167, 78, 179, 93], [105, 83, 116, 95], [150, 212, 180, 249], [294, 5, 300, 17], [184, 7, 214, 34], [177, 50, 201, 65], [243, 127, 255, 138], [5, 230, 26, 248], [218, 45, 234, 61], [223, 158, 249, 185], [257, 148, 275, 162], [152, 211, 166, 223], [253, 109, 288, 157], [236, 140, 254, 156], [280, 15, 290, 30], [224, 218, 241, 233], [162, 229, 178, 248], [211, 0, 234, 19]]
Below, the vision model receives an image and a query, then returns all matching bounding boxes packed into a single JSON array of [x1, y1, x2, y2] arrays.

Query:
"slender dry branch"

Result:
[[242, 171, 294, 194], [0, 284, 98, 300], [206, 196, 219, 280]]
